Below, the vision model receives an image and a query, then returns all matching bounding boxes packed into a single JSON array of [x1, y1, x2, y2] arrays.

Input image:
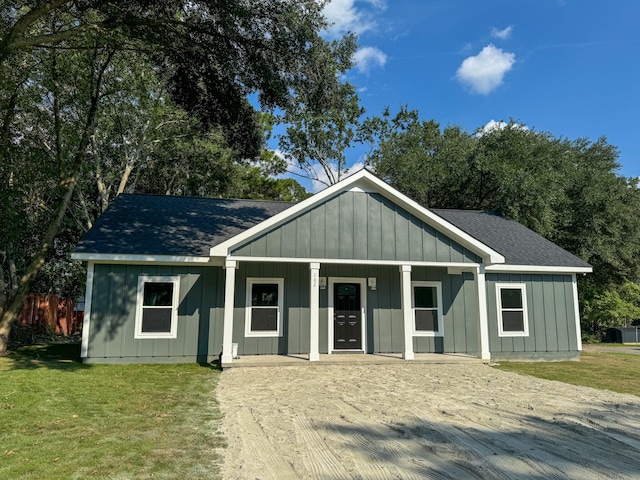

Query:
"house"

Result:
[[71, 169, 592, 365]]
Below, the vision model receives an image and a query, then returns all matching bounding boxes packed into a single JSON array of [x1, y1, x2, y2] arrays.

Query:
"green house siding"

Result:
[[231, 192, 481, 263], [232, 262, 311, 356], [486, 273, 578, 360], [412, 268, 479, 355], [233, 263, 480, 356], [87, 264, 224, 363]]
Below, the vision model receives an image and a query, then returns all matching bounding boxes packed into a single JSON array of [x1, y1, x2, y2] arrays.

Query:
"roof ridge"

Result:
[[118, 193, 297, 204]]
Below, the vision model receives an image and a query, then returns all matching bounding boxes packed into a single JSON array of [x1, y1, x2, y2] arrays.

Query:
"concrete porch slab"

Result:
[[221, 352, 484, 369]]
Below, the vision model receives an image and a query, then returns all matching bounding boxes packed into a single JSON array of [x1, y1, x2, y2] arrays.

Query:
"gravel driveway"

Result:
[[217, 363, 640, 479]]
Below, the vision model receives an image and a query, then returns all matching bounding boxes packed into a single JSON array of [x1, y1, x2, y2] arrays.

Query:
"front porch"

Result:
[[220, 352, 484, 369]]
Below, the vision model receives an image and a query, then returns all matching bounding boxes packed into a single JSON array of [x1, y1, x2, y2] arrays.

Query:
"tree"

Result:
[[366, 110, 640, 333], [277, 33, 364, 186], [0, 0, 354, 354]]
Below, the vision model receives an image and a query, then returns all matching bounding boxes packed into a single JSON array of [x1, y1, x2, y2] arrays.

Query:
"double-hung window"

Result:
[[412, 281, 443, 336], [135, 275, 180, 339], [496, 283, 529, 337], [245, 278, 284, 337]]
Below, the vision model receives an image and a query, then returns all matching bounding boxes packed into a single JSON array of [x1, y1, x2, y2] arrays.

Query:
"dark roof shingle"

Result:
[[431, 209, 591, 268], [74, 194, 294, 257]]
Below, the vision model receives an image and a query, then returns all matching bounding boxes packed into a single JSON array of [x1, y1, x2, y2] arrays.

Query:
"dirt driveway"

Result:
[[217, 363, 640, 479]]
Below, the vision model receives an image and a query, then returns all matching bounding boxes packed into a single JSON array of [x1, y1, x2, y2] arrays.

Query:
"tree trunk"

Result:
[[0, 176, 78, 354], [0, 48, 113, 354]]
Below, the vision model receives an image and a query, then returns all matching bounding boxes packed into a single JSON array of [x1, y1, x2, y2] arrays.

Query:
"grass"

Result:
[[0, 343, 224, 480], [495, 352, 640, 397]]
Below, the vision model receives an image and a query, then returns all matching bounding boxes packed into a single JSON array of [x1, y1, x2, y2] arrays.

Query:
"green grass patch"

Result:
[[495, 352, 640, 397], [0, 343, 224, 480]]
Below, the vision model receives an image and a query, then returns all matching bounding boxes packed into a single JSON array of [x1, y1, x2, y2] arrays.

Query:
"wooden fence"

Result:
[[17, 294, 83, 336]]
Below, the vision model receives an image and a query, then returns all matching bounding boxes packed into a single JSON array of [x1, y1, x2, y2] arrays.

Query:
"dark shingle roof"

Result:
[[431, 209, 591, 268], [74, 194, 295, 257], [75, 194, 590, 268]]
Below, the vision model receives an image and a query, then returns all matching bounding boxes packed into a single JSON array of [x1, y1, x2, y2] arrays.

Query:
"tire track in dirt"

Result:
[[235, 407, 299, 480], [446, 404, 639, 479], [328, 399, 486, 480], [293, 413, 352, 479]]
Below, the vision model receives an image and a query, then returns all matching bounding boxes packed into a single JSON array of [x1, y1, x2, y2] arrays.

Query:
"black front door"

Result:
[[334, 283, 362, 350]]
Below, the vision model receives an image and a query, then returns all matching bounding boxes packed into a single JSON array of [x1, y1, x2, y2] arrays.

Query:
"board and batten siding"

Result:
[[233, 263, 479, 356], [86, 264, 224, 363], [231, 191, 482, 263], [486, 273, 579, 361], [232, 262, 311, 356]]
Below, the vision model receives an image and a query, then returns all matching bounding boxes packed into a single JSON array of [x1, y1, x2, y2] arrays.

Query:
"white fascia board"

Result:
[[71, 252, 213, 265], [485, 264, 593, 274], [210, 169, 505, 264], [229, 256, 478, 268]]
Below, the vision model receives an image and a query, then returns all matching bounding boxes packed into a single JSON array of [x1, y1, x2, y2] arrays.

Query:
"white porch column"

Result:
[[80, 261, 95, 359], [400, 264, 414, 360], [572, 274, 583, 351], [309, 262, 321, 361], [221, 259, 237, 364], [475, 265, 491, 361]]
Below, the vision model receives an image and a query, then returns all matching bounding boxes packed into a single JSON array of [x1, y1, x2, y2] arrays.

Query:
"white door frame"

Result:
[[328, 277, 367, 354]]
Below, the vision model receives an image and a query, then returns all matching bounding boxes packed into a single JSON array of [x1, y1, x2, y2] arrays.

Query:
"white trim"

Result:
[[475, 266, 490, 360], [80, 261, 95, 358], [229, 256, 479, 268], [245, 278, 284, 337], [496, 283, 529, 337], [134, 275, 180, 339], [400, 265, 415, 360], [221, 260, 237, 364], [411, 281, 443, 337], [309, 263, 321, 361], [572, 274, 583, 351], [71, 253, 212, 264], [328, 277, 367, 354], [210, 170, 505, 264], [485, 264, 592, 274]]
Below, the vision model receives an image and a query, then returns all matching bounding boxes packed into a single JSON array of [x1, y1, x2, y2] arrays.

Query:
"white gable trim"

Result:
[[209, 170, 505, 264], [485, 265, 592, 274], [71, 252, 213, 265]]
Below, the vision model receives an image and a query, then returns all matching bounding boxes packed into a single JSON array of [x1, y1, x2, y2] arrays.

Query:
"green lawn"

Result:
[[495, 352, 640, 397], [0, 343, 224, 480]]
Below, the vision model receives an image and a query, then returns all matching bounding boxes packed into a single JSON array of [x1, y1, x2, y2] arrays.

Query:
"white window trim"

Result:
[[496, 283, 529, 337], [134, 275, 180, 339], [411, 281, 444, 337], [245, 278, 284, 337]]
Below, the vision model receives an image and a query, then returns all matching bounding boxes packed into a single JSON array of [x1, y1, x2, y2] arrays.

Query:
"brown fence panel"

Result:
[[17, 294, 82, 336]]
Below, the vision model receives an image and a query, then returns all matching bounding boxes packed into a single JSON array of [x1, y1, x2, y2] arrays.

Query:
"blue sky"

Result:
[[290, 0, 640, 190]]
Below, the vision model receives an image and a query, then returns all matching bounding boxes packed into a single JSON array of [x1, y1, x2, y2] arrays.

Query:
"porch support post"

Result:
[[80, 261, 95, 359], [309, 262, 321, 361], [221, 259, 237, 364], [572, 274, 583, 351], [400, 264, 414, 360], [475, 265, 491, 360]]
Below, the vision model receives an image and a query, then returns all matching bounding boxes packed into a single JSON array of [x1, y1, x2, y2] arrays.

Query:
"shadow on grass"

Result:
[[3, 343, 88, 371]]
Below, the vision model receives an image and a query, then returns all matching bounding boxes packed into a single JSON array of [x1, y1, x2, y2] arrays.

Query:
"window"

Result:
[[496, 283, 529, 337], [135, 276, 180, 339], [412, 282, 443, 336], [245, 278, 284, 337]]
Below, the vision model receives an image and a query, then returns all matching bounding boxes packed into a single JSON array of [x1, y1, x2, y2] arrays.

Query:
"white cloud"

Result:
[[477, 120, 528, 136], [491, 26, 513, 40], [456, 44, 516, 95], [353, 46, 387, 74], [322, 0, 386, 37]]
